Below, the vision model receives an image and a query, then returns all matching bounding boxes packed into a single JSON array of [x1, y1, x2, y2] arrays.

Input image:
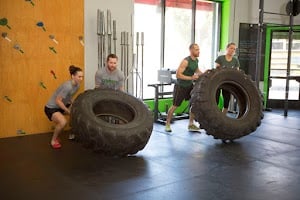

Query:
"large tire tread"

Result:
[[71, 89, 153, 156], [191, 68, 263, 140]]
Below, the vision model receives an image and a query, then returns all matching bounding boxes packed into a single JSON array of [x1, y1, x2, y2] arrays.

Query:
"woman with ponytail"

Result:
[[44, 65, 83, 149]]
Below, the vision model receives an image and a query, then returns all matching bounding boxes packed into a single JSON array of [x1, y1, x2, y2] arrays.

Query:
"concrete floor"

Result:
[[0, 109, 299, 200]]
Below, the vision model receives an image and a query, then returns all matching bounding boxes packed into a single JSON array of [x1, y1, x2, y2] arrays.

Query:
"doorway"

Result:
[[266, 28, 300, 109]]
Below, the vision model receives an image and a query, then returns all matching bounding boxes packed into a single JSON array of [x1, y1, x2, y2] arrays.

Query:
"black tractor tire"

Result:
[[70, 89, 153, 156], [191, 67, 264, 141]]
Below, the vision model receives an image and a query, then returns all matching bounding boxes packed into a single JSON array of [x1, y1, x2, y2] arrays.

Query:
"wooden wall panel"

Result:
[[0, 0, 84, 138]]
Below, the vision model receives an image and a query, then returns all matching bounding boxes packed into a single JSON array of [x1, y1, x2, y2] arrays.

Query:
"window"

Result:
[[134, 0, 220, 99], [164, 0, 192, 69], [268, 31, 300, 100], [134, 0, 162, 99], [272, 40, 284, 50], [286, 41, 300, 50], [195, 0, 220, 71]]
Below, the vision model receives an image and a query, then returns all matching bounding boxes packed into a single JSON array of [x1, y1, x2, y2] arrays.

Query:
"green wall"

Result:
[[220, 0, 231, 50], [144, 98, 189, 114]]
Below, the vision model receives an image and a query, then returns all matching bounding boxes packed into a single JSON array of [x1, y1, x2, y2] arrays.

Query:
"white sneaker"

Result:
[[165, 125, 172, 132], [68, 134, 75, 140], [188, 124, 200, 132]]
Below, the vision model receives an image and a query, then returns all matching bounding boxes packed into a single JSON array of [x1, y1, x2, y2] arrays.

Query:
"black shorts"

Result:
[[44, 104, 70, 121], [173, 84, 193, 107], [44, 106, 64, 121]]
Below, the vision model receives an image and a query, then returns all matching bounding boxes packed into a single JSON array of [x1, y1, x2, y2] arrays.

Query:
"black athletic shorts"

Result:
[[173, 84, 193, 107], [44, 104, 70, 121]]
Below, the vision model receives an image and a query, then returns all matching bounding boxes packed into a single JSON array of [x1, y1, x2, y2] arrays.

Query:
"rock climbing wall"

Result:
[[0, 0, 84, 138]]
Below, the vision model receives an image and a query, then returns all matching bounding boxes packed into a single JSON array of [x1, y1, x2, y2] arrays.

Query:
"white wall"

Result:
[[229, 0, 300, 44], [84, 0, 134, 89], [84, 0, 300, 90]]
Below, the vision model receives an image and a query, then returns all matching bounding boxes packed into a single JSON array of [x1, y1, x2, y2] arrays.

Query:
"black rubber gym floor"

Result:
[[0, 109, 299, 200]]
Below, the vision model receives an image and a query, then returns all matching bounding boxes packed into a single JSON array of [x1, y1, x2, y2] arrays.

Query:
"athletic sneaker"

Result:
[[188, 124, 200, 132], [68, 134, 75, 140], [165, 125, 172, 132], [51, 139, 61, 149]]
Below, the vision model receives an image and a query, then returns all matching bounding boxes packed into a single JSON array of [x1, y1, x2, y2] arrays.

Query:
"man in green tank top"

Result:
[[165, 44, 203, 132]]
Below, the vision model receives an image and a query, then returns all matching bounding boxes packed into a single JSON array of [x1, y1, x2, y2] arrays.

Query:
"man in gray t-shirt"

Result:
[[95, 54, 124, 91]]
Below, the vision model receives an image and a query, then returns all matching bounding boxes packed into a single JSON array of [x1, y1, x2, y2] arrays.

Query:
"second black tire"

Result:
[[190, 68, 264, 141]]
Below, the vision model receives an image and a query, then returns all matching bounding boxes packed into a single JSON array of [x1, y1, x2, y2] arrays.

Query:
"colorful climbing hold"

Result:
[[3, 96, 12, 102], [39, 81, 47, 89], [49, 35, 59, 44], [25, 0, 35, 6], [49, 47, 57, 54], [0, 18, 11, 29], [36, 21, 46, 31], [13, 44, 24, 53], [79, 36, 84, 46], [1, 32, 11, 42], [50, 70, 57, 79], [16, 129, 26, 135]]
